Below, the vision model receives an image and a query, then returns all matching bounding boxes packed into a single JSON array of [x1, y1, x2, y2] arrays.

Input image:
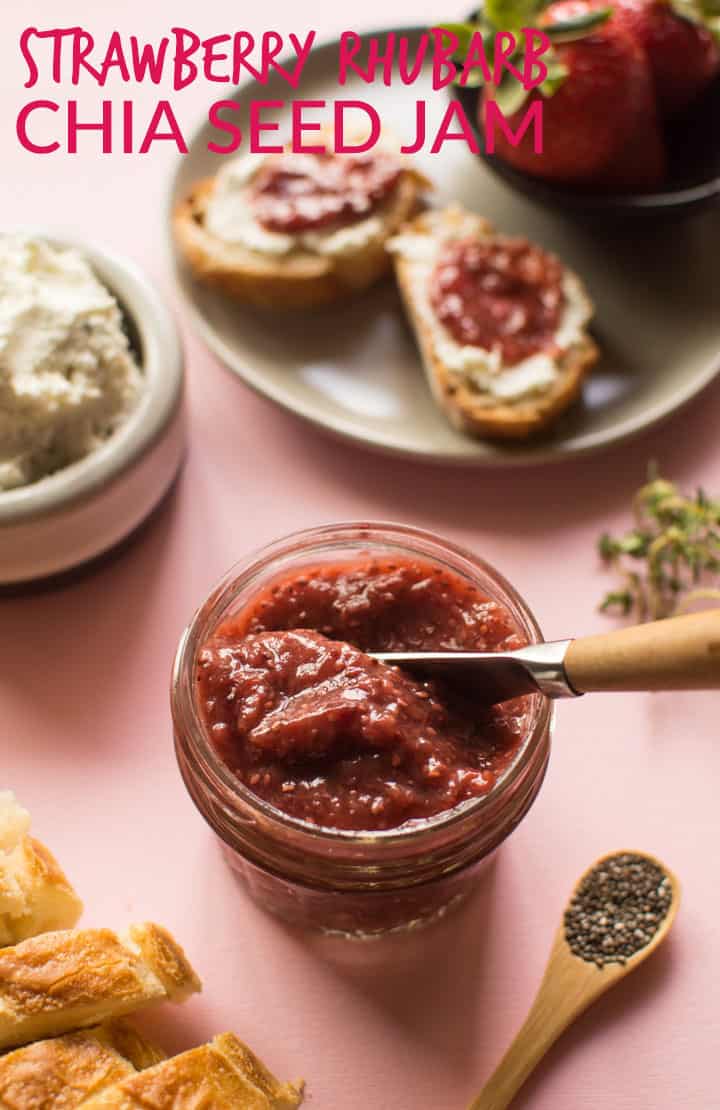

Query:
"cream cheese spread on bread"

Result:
[[388, 217, 592, 404], [205, 154, 386, 258], [0, 236, 143, 491]]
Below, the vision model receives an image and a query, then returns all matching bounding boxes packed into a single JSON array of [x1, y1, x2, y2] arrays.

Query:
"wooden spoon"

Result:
[[469, 850, 681, 1110]]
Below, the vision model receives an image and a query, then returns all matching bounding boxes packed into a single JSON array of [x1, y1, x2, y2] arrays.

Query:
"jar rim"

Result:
[[171, 520, 553, 848]]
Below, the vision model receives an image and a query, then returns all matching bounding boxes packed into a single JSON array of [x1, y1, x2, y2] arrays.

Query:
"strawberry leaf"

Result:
[[492, 70, 531, 114], [544, 7, 613, 40], [484, 0, 545, 31], [436, 21, 482, 54], [670, 0, 720, 30], [696, 0, 720, 38], [540, 58, 569, 95]]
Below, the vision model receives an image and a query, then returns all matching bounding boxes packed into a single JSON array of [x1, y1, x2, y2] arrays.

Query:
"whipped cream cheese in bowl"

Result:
[[0, 234, 185, 587]]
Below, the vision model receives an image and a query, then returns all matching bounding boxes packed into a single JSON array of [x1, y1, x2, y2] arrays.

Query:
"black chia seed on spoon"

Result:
[[564, 852, 673, 968]]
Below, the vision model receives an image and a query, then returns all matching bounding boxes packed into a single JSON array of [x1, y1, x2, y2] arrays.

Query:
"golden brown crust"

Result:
[[0, 929, 151, 1016], [0, 793, 83, 946], [1, 837, 84, 941], [211, 1034, 304, 1109], [0, 925, 201, 1051], [0, 1032, 133, 1110], [392, 207, 598, 441], [77, 1034, 304, 1110], [0, 1021, 164, 1110], [101, 1019, 167, 1071], [126, 924, 201, 1002], [173, 170, 426, 309]]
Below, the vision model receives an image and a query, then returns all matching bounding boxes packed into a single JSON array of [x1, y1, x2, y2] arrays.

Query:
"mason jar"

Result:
[[171, 522, 552, 937]]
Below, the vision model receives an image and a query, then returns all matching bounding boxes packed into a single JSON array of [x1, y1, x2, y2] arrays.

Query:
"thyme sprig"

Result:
[[599, 469, 720, 621]]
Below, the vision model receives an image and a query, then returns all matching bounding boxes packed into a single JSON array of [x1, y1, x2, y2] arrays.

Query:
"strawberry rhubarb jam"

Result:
[[429, 236, 565, 365], [250, 152, 402, 232], [196, 558, 529, 832]]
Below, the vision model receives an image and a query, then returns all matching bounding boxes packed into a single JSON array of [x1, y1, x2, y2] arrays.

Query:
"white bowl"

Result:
[[0, 236, 185, 587]]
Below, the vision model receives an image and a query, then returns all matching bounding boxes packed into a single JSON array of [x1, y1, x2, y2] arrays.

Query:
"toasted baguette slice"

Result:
[[0, 923, 201, 1050], [0, 1019, 165, 1109], [77, 1033, 303, 1109], [0, 792, 83, 946], [174, 163, 427, 309], [390, 207, 598, 441], [96, 1018, 167, 1071]]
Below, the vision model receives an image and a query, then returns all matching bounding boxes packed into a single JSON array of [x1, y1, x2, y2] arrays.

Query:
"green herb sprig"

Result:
[[599, 468, 720, 621]]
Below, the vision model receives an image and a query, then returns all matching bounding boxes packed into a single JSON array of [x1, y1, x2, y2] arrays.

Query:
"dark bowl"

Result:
[[451, 73, 720, 218]]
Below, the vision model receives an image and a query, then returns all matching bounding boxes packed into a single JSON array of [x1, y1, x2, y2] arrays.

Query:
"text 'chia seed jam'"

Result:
[[250, 152, 402, 233], [196, 558, 529, 832], [429, 236, 565, 365]]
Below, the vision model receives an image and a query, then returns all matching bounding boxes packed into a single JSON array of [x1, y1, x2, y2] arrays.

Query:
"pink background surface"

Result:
[[2, 2, 720, 1106]]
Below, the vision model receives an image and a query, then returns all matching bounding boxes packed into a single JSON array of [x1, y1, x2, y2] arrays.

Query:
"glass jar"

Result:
[[171, 522, 553, 937]]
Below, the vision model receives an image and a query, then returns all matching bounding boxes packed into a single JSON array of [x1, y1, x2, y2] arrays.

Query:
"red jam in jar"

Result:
[[196, 559, 529, 832], [429, 236, 565, 365], [250, 152, 402, 232]]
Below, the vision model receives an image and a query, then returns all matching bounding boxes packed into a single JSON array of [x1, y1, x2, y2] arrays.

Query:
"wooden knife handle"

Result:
[[564, 609, 720, 693]]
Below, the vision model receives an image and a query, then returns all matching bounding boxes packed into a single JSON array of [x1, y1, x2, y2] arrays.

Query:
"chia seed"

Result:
[[564, 852, 673, 968]]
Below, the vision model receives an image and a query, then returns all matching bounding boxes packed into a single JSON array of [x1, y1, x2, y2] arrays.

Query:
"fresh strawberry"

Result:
[[480, 0, 667, 189], [612, 0, 720, 117], [585, 95, 666, 186]]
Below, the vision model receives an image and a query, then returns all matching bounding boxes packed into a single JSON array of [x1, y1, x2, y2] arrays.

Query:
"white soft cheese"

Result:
[[388, 228, 592, 405], [205, 153, 386, 258], [0, 235, 143, 491]]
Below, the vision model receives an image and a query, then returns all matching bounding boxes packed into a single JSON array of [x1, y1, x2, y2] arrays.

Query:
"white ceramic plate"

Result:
[[169, 27, 720, 466]]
